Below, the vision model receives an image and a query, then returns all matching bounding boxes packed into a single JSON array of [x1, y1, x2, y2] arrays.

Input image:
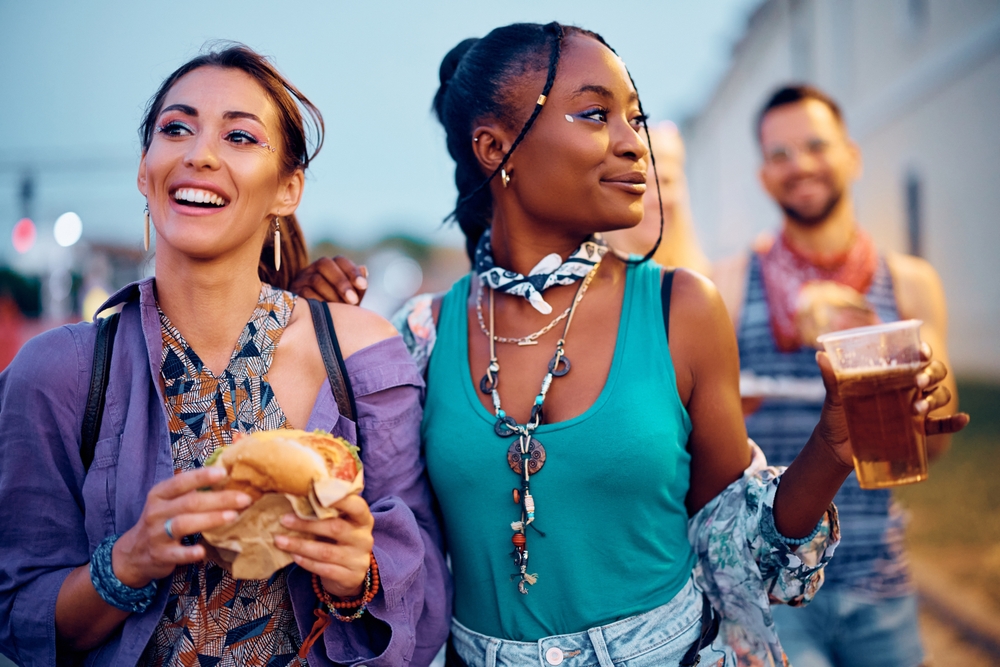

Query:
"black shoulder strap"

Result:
[[308, 299, 360, 449], [81, 312, 120, 473], [661, 269, 676, 343]]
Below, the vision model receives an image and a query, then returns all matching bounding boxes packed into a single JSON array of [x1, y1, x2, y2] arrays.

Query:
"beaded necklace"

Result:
[[480, 263, 600, 594]]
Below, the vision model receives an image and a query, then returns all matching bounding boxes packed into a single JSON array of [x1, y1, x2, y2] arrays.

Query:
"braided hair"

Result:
[[432, 22, 663, 263]]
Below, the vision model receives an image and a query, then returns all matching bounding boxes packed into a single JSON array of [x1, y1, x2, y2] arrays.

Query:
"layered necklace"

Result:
[[474, 231, 605, 594]]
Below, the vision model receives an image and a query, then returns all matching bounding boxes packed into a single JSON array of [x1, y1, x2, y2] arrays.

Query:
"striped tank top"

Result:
[[737, 252, 913, 597]]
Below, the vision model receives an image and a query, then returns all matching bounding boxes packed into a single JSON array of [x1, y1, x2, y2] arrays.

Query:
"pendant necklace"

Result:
[[480, 263, 599, 594]]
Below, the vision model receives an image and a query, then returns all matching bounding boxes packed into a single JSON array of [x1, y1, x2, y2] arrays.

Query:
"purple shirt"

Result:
[[0, 279, 451, 667]]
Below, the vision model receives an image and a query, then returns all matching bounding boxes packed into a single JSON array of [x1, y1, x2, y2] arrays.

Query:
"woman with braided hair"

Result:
[[298, 21, 962, 667]]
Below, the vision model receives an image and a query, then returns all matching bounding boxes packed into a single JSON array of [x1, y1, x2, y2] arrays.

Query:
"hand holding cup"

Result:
[[813, 321, 969, 488]]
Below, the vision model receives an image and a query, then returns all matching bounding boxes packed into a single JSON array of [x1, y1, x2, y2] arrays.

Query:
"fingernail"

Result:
[[236, 493, 253, 507], [354, 276, 368, 290], [916, 373, 929, 388], [222, 510, 238, 522], [280, 514, 295, 526], [346, 290, 359, 305], [207, 466, 226, 479], [914, 399, 928, 414], [274, 535, 288, 547]]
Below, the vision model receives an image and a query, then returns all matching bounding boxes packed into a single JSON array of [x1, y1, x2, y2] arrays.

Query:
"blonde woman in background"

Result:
[[604, 120, 711, 274]]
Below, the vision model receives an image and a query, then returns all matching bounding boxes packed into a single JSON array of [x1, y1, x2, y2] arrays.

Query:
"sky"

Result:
[[0, 0, 760, 257]]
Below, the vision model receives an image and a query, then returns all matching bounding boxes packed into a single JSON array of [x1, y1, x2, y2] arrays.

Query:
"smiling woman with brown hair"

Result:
[[0, 44, 448, 667]]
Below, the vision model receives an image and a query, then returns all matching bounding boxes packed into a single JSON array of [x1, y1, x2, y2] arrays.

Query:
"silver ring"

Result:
[[164, 518, 176, 540]]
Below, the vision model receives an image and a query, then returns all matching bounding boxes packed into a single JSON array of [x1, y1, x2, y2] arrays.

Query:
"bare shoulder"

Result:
[[670, 268, 732, 330], [326, 303, 400, 359], [666, 268, 741, 407], [710, 251, 750, 325], [885, 251, 948, 323], [885, 251, 943, 292]]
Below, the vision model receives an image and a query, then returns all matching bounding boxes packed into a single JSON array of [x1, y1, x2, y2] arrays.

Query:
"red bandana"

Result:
[[757, 229, 879, 352]]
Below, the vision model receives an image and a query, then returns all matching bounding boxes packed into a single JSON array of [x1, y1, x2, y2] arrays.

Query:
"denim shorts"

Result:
[[771, 589, 923, 667], [448, 578, 734, 667]]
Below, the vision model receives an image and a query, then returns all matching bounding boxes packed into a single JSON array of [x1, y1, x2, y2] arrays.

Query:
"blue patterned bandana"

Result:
[[474, 229, 608, 314]]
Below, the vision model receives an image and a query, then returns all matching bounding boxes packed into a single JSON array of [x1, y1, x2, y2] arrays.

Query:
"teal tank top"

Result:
[[423, 261, 695, 640]]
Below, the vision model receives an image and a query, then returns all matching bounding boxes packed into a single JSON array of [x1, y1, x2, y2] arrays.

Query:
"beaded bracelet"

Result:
[[311, 553, 380, 622], [763, 509, 825, 547], [89, 534, 158, 613]]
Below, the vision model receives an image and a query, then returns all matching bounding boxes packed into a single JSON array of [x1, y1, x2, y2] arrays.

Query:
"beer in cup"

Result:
[[817, 320, 927, 489]]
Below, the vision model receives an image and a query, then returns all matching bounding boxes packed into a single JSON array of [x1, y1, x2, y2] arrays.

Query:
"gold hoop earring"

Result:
[[501, 168, 510, 189], [273, 217, 281, 272], [143, 203, 151, 251]]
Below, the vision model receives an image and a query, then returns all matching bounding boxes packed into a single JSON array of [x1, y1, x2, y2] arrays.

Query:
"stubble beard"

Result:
[[780, 186, 844, 228]]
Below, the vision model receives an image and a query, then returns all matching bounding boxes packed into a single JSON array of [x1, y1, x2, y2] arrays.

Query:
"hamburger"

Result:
[[206, 429, 360, 500]]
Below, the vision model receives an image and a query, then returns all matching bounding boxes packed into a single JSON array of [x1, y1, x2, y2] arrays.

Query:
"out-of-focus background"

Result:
[[0, 0, 997, 664]]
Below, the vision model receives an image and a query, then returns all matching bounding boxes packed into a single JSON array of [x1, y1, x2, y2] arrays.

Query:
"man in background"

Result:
[[713, 84, 958, 667]]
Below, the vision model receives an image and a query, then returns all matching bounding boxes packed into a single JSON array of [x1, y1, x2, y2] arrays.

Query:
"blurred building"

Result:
[[683, 0, 1000, 380]]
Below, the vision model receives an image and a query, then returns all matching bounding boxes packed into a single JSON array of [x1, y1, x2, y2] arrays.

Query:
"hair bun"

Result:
[[439, 37, 479, 86], [434, 38, 479, 119]]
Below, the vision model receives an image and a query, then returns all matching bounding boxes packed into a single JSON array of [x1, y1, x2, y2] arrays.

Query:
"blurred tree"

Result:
[[0, 268, 42, 318]]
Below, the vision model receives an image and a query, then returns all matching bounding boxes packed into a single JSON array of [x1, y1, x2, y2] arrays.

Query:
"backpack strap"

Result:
[[307, 299, 360, 449], [81, 312, 120, 473], [661, 269, 676, 343]]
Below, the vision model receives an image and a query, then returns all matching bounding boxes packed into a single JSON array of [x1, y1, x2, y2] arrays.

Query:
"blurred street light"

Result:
[[54, 212, 82, 247], [382, 254, 423, 300], [12, 218, 36, 254]]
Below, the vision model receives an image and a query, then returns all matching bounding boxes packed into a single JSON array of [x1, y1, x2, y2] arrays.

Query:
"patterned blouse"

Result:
[[140, 284, 306, 667], [393, 291, 841, 667]]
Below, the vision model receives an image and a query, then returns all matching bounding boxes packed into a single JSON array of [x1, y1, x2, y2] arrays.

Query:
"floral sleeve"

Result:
[[391, 293, 437, 376], [688, 442, 840, 665]]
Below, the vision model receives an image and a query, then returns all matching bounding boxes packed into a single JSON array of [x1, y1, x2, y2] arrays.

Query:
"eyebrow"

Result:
[[159, 104, 264, 125], [161, 103, 197, 116], [570, 84, 638, 104], [224, 110, 265, 124]]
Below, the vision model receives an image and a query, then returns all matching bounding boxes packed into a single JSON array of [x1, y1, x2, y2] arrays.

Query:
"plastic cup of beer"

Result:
[[817, 320, 928, 489]]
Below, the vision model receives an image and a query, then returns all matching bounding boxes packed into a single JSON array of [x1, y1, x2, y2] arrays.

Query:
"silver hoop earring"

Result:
[[273, 217, 281, 272], [143, 203, 151, 251], [501, 168, 510, 189]]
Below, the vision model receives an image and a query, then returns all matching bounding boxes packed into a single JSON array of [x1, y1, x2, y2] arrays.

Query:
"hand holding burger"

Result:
[[275, 494, 374, 599], [206, 429, 373, 598], [111, 466, 254, 589]]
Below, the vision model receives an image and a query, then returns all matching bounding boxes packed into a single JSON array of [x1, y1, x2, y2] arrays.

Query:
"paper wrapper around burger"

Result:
[[201, 433, 364, 580]]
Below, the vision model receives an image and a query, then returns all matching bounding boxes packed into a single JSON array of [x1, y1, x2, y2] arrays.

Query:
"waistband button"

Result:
[[545, 647, 564, 665]]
